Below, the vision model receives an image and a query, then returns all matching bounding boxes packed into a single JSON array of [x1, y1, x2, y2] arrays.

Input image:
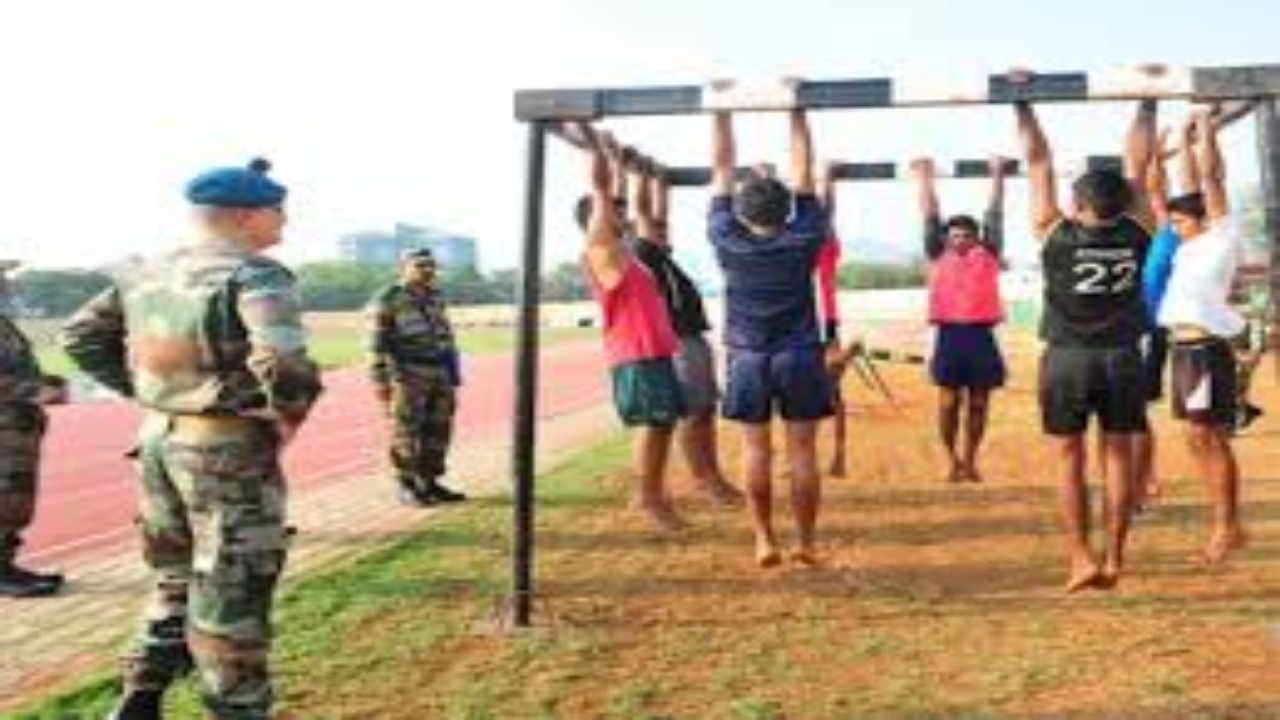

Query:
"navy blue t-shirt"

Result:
[[708, 193, 828, 352]]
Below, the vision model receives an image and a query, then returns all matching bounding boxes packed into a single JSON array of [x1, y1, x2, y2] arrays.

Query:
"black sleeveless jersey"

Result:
[[1040, 215, 1151, 347]]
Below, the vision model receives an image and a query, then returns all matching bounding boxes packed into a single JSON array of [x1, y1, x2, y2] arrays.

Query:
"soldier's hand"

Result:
[[37, 385, 69, 405], [276, 421, 300, 446], [37, 376, 69, 405]]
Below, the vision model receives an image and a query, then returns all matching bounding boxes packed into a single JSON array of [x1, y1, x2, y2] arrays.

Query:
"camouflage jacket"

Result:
[[59, 238, 323, 424], [0, 315, 46, 409], [366, 283, 456, 388]]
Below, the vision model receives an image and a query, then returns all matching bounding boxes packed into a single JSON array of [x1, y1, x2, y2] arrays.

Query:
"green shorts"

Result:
[[610, 358, 686, 428]]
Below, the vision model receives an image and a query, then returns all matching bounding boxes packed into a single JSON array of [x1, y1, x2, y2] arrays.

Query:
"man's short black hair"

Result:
[[574, 195, 592, 231], [944, 215, 980, 235], [1167, 192, 1207, 221], [573, 195, 627, 232], [735, 177, 792, 230], [1071, 169, 1132, 222]]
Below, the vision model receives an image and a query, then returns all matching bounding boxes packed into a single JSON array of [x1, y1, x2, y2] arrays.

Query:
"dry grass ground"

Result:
[[18, 337, 1280, 719]]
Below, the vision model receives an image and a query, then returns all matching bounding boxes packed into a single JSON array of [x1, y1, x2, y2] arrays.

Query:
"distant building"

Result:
[[339, 223, 478, 269]]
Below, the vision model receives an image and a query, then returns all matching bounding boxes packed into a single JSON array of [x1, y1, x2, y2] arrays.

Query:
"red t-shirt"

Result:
[[584, 255, 678, 367], [814, 235, 841, 328], [928, 245, 1003, 324]]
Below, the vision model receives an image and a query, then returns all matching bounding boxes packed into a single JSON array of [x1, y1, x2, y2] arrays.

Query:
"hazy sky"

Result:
[[1, 0, 1277, 277]]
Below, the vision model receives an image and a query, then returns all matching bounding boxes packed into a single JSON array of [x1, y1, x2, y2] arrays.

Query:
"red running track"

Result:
[[23, 341, 608, 566]]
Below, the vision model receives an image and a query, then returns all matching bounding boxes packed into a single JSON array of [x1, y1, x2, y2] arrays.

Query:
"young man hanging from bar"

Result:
[[747, 160, 859, 479], [815, 160, 867, 479], [708, 97, 832, 568], [1152, 108, 1249, 565], [910, 155, 1009, 484], [1012, 69, 1158, 592], [628, 157, 744, 508], [573, 126, 687, 531]]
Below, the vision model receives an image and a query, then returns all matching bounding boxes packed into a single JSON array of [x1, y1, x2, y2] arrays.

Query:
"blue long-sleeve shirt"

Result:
[[1141, 225, 1179, 327]]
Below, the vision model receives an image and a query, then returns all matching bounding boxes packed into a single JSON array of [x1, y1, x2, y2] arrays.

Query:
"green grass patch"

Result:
[[13, 434, 629, 719], [32, 324, 597, 374], [306, 324, 595, 369]]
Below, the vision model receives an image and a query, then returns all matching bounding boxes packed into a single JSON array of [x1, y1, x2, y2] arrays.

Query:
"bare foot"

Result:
[[829, 460, 848, 478], [1093, 565, 1121, 591], [629, 500, 685, 532], [789, 547, 822, 568], [1195, 527, 1249, 566], [946, 463, 964, 484], [696, 479, 745, 509], [1145, 482, 1162, 503], [1064, 560, 1102, 594], [963, 464, 985, 484], [756, 538, 783, 568]]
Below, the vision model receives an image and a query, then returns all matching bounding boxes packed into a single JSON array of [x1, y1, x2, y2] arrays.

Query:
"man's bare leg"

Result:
[[1133, 430, 1159, 510], [829, 390, 848, 477], [961, 388, 992, 483], [938, 387, 963, 482], [1186, 423, 1247, 564], [1097, 432, 1136, 588], [630, 425, 681, 530], [786, 420, 822, 566], [680, 413, 744, 507], [742, 423, 781, 566], [1052, 434, 1100, 592]]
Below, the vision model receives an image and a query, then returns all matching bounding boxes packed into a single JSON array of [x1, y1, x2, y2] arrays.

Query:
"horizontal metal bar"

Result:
[[661, 157, 1118, 186], [1195, 65, 1280, 100], [601, 87, 702, 116], [987, 73, 1089, 104], [515, 64, 1280, 121], [799, 79, 894, 109], [953, 159, 1021, 178]]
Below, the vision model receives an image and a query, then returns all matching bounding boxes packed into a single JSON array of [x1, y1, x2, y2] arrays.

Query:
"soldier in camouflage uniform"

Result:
[[0, 261, 68, 597], [367, 248, 466, 507], [60, 159, 322, 720]]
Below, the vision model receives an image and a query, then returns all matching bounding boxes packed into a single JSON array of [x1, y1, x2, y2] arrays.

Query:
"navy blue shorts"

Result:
[[722, 346, 833, 423], [930, 323, 1006, 390]]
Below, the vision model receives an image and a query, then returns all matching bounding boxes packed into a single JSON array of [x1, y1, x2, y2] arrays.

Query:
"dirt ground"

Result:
[[400, 338, 1280, 719]]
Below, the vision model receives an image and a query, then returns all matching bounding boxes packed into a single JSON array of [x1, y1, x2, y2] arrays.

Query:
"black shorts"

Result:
[[1140, 328, 1170, 403], [1171, 338, 1237, 427], [1039, 345, 1146, 435]]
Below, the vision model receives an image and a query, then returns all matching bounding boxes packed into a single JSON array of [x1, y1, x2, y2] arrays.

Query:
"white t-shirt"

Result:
[[1158, 216, 1246, 338]]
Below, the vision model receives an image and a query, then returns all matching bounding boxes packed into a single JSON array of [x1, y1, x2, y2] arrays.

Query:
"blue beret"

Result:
[[185, 157, 287, 208], [401, 248, 436, 263]]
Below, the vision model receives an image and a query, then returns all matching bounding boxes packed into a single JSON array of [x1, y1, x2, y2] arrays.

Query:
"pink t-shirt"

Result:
[[928, 245, 1004, 324], [585, 256, 678, 367]]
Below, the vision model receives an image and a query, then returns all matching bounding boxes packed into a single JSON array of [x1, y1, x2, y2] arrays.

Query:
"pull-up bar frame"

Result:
[[507, 64, 1280, 628], [517, 65, 1280, 121]]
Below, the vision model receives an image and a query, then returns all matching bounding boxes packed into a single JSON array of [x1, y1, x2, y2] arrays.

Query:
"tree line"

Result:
[[12, 259, 930, 317], [10, 262, 596, 316]]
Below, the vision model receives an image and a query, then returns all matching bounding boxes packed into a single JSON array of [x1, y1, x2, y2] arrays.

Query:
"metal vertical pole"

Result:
[[1256, 99, 1280, 378], [512, 120, 547, 627]]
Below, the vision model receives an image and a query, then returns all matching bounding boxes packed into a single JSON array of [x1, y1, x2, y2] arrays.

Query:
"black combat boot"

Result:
[[0, 562, 64, 597], [105, 687, 163, 719], [397, 478, 438, 508], [423, 479, 467, 503]]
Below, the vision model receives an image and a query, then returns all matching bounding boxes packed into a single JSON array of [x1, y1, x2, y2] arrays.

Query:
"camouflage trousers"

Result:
[[389, 366, 456, 487], [125, 413, 290, 720], [0, 404, 45, 566]]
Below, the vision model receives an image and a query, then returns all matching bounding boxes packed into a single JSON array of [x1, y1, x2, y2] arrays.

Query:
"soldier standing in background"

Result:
[[61, 159, 322, 720], [0, 260, 68, 597], [367, 248, 467, 507]]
